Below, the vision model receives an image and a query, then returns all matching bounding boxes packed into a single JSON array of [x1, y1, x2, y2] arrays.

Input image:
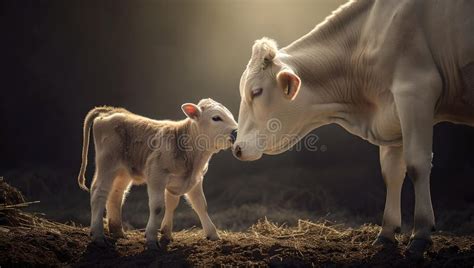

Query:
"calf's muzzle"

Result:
[[230, 129, 238, 144]]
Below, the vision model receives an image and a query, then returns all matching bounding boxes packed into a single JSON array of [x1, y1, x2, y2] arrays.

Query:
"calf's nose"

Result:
[[230, 129, 238, 144]]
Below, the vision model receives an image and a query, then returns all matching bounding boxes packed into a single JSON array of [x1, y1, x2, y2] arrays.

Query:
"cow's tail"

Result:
[[78, 107, 113, 192]]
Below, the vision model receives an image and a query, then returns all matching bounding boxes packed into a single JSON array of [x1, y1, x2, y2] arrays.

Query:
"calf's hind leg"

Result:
[[106, 171, 132, 239], [90, 162, 118, 245], [144, 164, 167, 250], [160, 190, 180, 242]]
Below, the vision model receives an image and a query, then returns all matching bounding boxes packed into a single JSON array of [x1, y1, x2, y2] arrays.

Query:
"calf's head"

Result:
[[233, 38, 306, 161], [182, 98, 238, 152]]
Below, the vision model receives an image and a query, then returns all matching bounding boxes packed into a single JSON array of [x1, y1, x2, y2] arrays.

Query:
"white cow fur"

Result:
[[78, 99, 237, 249], [233, 0, 474, 254]]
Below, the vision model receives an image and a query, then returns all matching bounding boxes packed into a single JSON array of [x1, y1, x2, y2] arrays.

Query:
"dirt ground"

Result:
[[0, 216, 473, 267], [1, 179, 474, 267]]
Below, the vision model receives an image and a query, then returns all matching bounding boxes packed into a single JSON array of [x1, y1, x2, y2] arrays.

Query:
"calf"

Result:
[[77, 98, 237, 249]]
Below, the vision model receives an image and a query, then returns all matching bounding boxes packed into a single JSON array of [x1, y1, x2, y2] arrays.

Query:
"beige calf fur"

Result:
[[78, 98, 237, 249]]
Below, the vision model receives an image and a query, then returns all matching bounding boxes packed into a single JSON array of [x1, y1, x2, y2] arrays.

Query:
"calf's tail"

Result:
[[77, 107, 113, 191]]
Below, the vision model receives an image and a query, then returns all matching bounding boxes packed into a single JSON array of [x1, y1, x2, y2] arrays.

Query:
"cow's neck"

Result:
[[281, 0, 374, 133]]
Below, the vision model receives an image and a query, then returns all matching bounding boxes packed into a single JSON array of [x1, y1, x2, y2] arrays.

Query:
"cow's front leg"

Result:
[[393, 70, 440, 257], [160, 190, 180, 244], [186, 179, 219, 240], [373, 145, 405, 246], [144, 166, 167, 250]]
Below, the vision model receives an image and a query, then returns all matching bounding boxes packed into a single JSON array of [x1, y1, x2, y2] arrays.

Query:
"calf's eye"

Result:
[[251, 88, 263, 98], [212, 116, 223, 122]]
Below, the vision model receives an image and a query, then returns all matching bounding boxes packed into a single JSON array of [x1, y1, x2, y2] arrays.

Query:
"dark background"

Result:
[[1, 0, 473, 233]]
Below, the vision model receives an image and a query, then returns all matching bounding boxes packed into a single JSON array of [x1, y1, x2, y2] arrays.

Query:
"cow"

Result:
[[232, 0, 474, 257], [78, 99, 238, 250]]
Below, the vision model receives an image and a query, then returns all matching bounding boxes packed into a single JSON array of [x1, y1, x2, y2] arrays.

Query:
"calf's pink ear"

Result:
[[181, 103, 202, 120], [277, 70, 301, 101]]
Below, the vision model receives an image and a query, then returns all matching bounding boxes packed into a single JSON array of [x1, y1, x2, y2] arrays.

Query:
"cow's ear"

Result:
[[277, 70, 301, 100], [181, 103, 202, 120]]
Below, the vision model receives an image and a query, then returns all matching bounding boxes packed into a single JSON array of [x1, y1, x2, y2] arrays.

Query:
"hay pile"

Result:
[[0, 178, 89, 266], [174, 217, 388, 266], [0, 177, 84, 231], [0, 177, 41, 227], [0, 177, 25, 205]]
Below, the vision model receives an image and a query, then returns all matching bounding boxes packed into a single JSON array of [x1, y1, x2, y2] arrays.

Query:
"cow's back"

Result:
[[361, 0, 474, 124], [419, 0, 474, 68]]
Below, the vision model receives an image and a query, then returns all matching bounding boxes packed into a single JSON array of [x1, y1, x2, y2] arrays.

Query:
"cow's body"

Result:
[[233, 0, 473, 257], [280, 0, 474, 147]]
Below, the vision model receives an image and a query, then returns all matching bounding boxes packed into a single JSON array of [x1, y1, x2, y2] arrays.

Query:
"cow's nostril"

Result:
[[233, 145, 242, 158], [230, 129, 238, 144]]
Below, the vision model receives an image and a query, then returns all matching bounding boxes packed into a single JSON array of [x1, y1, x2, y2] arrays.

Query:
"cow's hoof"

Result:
[[91, 237, 109, 248], [146, 241, 160, 251], [405, 238, 432, 260], [372, 236, 397, 247], [206, 233, 220, 241]]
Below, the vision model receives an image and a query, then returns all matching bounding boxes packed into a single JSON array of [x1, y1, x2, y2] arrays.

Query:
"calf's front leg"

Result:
[[186, 180, 219, 240]]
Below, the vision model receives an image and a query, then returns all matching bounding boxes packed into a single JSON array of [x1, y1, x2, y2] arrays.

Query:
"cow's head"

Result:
[[232, 38, 309, 161]]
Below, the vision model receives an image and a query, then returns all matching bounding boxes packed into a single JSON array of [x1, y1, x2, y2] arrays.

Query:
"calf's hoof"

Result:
[[372, 236, 397, 247], [159, 236, 172, 248], [160, 228, 173, 242], [110, 230, 127, 239], [405, 238, 432, 260]]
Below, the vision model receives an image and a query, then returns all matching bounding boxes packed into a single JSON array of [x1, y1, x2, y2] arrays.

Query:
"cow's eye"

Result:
[[212, 116, 223, 122], [251, 88, 263, 98]]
